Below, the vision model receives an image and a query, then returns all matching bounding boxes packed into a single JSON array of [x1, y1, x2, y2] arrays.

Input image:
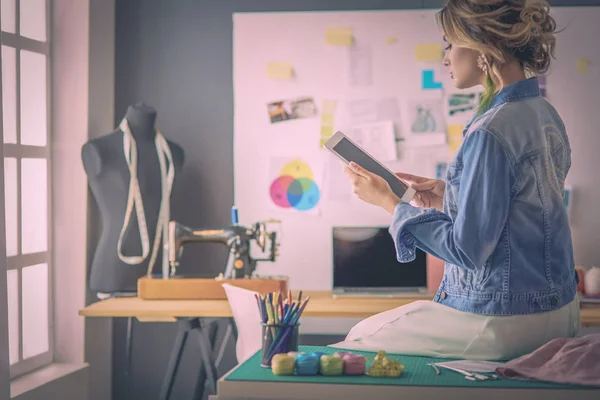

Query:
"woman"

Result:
[[332, 0, 580, 361]]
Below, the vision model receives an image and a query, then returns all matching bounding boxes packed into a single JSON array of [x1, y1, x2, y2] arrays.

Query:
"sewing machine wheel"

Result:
[[256, 222, 267, 251]]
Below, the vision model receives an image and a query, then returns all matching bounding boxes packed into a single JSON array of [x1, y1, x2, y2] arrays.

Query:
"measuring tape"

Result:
[[116, 118, 175, 278]]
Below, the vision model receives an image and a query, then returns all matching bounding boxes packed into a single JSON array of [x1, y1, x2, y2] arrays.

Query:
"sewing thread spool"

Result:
[[271, 354, 295, 376], [295, 353, 320, 376], [341, 353, 366, 375], [320, 354, 344, 376]]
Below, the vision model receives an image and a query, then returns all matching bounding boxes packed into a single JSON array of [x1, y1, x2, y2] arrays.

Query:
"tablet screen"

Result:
[[331, 137, 408, 198]]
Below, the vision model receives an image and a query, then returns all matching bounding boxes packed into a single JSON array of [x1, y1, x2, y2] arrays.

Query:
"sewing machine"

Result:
[[137, 208, 288, 300], [167, 218, 279, 279]]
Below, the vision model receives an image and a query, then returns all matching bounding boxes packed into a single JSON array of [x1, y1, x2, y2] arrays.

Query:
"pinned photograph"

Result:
[[267, 97, 317, 124]]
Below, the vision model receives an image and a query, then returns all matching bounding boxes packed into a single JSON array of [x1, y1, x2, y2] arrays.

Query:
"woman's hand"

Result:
[[396, 172, 445, 212], [344, 162, 401, 214]]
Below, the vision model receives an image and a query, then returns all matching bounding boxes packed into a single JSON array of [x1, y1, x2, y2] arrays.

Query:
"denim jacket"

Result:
[[390, 77, 577, 315]]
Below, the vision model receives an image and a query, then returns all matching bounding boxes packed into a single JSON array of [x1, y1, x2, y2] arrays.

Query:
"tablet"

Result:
[[324, 131, 416, 203]]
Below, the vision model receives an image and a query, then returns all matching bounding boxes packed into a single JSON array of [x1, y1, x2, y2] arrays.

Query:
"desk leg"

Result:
[[159, 319, 192, 400], [195, 320, 220, 397]]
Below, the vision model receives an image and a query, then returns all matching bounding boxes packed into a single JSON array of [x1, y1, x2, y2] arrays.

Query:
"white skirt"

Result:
[[329, 297, 580, 360]]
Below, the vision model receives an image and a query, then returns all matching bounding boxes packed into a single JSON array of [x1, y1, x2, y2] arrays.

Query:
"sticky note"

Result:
[[266, 62, 293, 80], [326, 28, 353, 46], [321, 114, 334, 124], [320, 137, 329, 147], [320, 125, 333, 137], [415, 43, 443, 62], [386, 37, 398, 45], [422, 70, 443, 90], [447, 124, 464, 155], [447, 124, 464, 140], [322, 100, 337, 114], [576, 58, 589, 74]]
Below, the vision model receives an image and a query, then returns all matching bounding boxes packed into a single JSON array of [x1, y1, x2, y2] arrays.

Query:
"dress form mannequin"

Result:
[[82, 103, 184, 293]]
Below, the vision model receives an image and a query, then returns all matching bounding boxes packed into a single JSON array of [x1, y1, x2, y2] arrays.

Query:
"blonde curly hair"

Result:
[[436, 0, 558, 113]]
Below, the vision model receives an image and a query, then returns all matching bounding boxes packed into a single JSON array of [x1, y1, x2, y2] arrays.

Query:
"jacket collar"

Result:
[[488, 76, 540, 109], [465, 77, 540, 134]]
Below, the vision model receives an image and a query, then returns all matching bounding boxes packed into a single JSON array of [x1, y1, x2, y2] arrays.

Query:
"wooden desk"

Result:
[[79, 291, 600, 327]]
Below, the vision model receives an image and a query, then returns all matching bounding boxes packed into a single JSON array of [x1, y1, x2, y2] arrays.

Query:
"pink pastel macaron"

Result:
[[341, 353, 366, 375]]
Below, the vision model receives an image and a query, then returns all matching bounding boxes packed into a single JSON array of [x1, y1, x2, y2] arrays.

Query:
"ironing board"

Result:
[[216, 345, 600, 400]]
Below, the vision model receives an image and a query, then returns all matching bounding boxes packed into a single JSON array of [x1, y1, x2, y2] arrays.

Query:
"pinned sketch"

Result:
[[326, 27, 353, 46], [266, 62, 293, 80], [422, 69, 443, 90], [409, 98, 444, 132], [346, 120, 397, 161], [447, 92, 480, 117], [415, 44, 443, 62], [349, 46, 372, 86], [267, 97, 317, 124], [269, 158, 323, 214]]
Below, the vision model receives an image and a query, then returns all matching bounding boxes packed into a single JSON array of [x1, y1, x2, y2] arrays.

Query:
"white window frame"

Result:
[[2, 0, 53, 379]]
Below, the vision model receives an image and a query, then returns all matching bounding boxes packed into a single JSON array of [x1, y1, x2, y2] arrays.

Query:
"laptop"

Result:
[[332, 226, 428, 297]]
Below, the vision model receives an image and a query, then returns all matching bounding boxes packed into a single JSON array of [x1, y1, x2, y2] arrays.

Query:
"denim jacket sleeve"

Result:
[[389, 129, 515, 270]]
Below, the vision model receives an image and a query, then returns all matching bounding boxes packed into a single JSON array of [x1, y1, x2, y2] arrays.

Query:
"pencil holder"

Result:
[[260, 323, 300, 368]]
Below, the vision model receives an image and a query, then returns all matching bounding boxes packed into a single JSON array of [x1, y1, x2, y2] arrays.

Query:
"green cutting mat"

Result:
[[225, 345, 583, 389]]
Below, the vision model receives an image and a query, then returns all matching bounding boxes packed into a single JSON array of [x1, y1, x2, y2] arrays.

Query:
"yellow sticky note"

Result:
[[415, 43, 443, 62], [447, 124, 464, 140], [386, 37, 398, 45], [447, 124, 464, 155], [266, 62, 293, 80], [320, 125, 333, 137], [321, 113, 334, 125], [326, 28, 354, 46], [322, 100, 337, 114], [576, 58, 589, 74], [320, 137, 329, 148]]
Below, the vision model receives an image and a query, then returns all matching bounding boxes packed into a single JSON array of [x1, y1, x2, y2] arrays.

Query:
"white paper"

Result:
[[435, 360, 506, 373], [222, 283, 263, 362], [404, 97, 446, 147], [348, 45, 372, 87], [403, 145, 450, 180], [267, 157, 323, 215], [325, 153, 353, 203], [346, 120, 397, 162], [345, 97, 401, 126]]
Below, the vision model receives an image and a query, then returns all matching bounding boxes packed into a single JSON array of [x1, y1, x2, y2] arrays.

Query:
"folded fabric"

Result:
[[496, 333, 600, 387]]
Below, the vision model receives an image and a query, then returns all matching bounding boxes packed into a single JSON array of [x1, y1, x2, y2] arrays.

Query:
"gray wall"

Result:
[[111, 1, 600, 399]]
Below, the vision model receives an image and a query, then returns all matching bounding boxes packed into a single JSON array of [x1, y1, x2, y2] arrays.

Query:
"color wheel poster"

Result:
[[268, 157, 323, 215]]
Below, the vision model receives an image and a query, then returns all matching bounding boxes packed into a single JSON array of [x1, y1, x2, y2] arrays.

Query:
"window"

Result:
[[1, 0, 52, 379]]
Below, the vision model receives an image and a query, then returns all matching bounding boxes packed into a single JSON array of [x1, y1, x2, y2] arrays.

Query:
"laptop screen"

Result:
[[332, 226, 427, 290]]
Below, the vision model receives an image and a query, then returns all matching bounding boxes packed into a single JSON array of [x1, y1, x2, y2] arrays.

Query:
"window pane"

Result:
[[1, 45, 17, 144], [1, 0, 16, 33], [4, 158, 18, 256], [20, 50, 47, 146], [22, 263, 49, 359], [21, 158, 47, 254], [7, 270, 19, 365], [19, 0, 46, 41]]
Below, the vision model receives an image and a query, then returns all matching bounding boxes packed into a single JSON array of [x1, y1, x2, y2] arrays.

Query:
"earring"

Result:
[[477, 54, 489, 74]]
